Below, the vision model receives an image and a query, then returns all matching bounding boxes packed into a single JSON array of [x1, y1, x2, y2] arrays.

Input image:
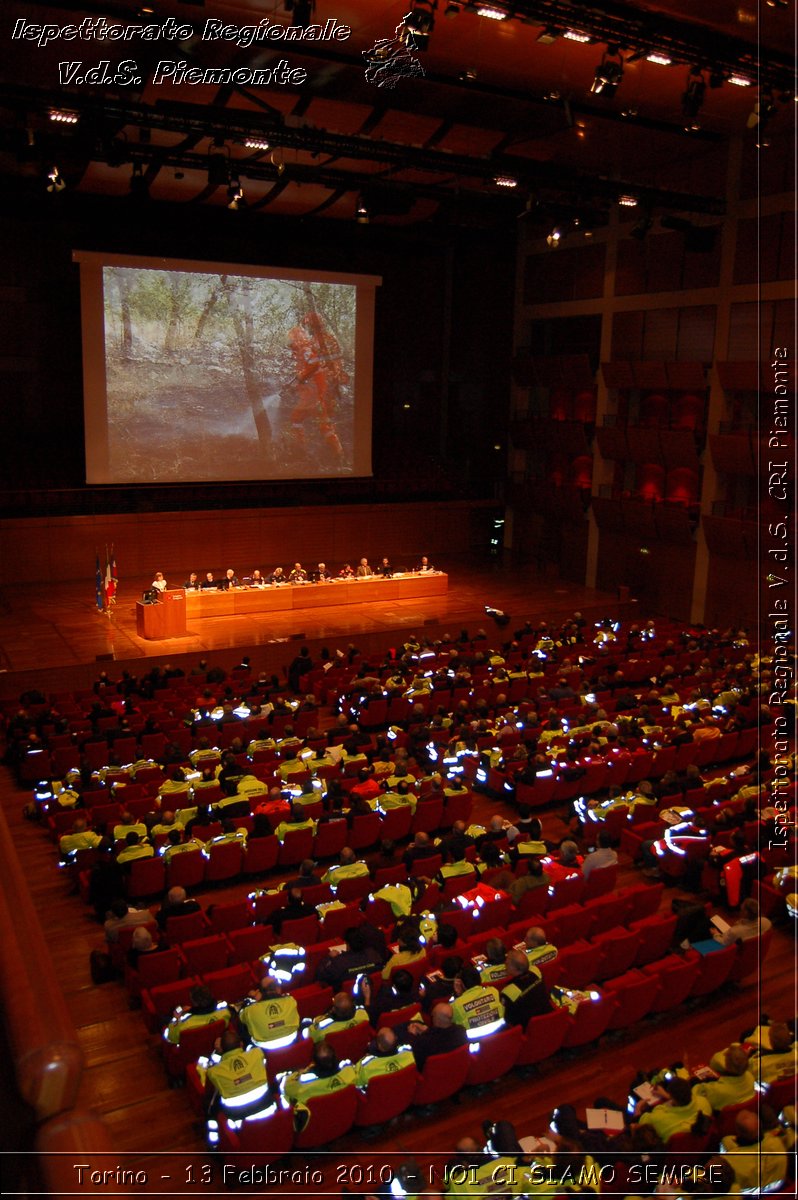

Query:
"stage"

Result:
[[0, 558, 630, 697]]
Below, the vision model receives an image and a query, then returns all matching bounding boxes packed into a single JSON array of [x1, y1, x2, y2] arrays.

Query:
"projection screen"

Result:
[[74, 252, 379, 483]]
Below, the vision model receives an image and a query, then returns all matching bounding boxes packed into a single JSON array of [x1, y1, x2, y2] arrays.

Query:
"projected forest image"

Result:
[[102, 267, 356, 482]]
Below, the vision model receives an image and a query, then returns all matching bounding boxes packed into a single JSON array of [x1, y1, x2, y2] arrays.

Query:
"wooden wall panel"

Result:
[[681, 233, 722, 290], [614, 239, 648, 297], [646, 234, 682, 294], [740, 127, 794, 199], [523, 244, 606, 305], [704, 553, 757, 630], [772, 298, 796, 352], [727, 302, 759, 360], [734, 214, 783, 284], [642, 309, 679, 360], [595, 529, 696, 622], [611, 311, 645, 360], [0, 503, 490, 586], [676, 306, 716, 362]]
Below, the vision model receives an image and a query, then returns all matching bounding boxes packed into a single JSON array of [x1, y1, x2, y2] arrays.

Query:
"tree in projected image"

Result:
[[102, 268, 355, 482]]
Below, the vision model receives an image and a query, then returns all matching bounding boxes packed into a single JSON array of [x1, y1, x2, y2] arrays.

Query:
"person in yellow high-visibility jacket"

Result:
[[280, 1039, 356, 1132]]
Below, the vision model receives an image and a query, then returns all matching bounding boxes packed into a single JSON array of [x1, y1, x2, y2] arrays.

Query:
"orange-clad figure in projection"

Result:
[[287, 311, 348, 461]]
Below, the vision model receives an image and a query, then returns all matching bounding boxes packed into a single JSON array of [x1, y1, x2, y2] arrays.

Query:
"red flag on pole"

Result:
[[105, 543, 118, 610]]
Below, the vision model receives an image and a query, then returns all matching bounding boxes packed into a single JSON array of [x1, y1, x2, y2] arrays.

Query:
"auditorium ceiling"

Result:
[[0, 0, 794, 228]]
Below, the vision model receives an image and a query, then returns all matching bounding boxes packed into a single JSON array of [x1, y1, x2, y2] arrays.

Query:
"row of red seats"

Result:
[[149, 925, 776, 1154]]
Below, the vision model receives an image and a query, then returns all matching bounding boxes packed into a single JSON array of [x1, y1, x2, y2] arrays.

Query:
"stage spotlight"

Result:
[[546, 227, 562, 247], [682, 68, 706, 129], [747, 87, 777, 129], [630, 205, 653, 239], [129, 161, 149, 198], [355, 195, 369, 224], [590, 51, 624, 97], [284, 0, 314, 29], [227, 178, 246, 209], [401, 5, 435, 51], [46, 165, 65, 193]]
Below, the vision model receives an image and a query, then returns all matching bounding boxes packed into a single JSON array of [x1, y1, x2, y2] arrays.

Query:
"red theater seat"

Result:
[[464, 1025, 523, 1087], [292, 1084, 358, 1148], [412, 1044, 471, 1107], [353, 1064, 419, 1126]]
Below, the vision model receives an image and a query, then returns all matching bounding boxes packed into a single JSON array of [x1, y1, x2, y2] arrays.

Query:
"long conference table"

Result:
[[136, 573, 448, 639]]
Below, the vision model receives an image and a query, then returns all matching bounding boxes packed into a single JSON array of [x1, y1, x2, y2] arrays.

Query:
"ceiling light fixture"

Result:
[[646, 53, 673, 66], [494, 174, 518, 187], [546, 227, 562, 246], [728, 73, 753, 87], [476, 4, 508, 19], [537, 26, 560, 44], [618, 194, 638, 207], [355, 195, 369, 224], [563, 29, 591, 42], [244, 137, 271, 151], [49, 109, 79, 125]]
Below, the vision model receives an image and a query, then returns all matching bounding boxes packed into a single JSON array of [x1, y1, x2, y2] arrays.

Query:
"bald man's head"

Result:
[[735, 1110, 761, 1145], [375, 1027, 398, 1054], [431, 1002, 454, 1028], [506, 949, 529, 977], [220, 1029, 242, 1055], [332, 992, 357, 1021], [769, 1023, 793, 1053]]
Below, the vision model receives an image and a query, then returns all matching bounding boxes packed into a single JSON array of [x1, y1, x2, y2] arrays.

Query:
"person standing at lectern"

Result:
[[152, 572, 167, 593]]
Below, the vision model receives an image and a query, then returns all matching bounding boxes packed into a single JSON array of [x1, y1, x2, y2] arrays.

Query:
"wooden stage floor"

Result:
[[0, 559, 631, 697]]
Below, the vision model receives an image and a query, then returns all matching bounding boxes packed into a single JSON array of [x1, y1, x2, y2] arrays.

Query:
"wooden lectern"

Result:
[[135, 589, 188, 639]]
